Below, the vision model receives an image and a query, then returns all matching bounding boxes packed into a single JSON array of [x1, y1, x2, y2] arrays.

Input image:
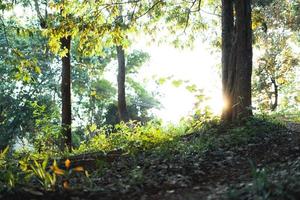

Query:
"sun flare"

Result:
[[208, 95, 225, 116]]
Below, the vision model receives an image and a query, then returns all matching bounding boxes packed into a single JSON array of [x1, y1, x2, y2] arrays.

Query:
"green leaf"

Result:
[[89, 124, 97, 132], [172, 79, 183, 87], [185, 84, 197, 93], [158, 77, 167, 85]]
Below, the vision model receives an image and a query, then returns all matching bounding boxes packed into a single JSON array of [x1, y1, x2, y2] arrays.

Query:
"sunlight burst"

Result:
[[208, 96, 225, 116]]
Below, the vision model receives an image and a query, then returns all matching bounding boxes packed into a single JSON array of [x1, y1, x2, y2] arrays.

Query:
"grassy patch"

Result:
[[227, 160, 300, 200], [0, 114, 290, 196]]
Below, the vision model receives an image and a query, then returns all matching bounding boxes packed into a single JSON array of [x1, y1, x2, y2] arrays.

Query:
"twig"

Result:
[[0, 16, 10, 47], [133, 0, 163, 21]]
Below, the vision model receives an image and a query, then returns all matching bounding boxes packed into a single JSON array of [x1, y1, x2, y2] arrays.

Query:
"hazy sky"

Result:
[[133, 40, 223, 123]]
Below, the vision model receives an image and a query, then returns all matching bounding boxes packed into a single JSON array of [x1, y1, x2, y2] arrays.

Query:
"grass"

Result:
[[227, 160, 300, 200], [0, 114, 291, 197]]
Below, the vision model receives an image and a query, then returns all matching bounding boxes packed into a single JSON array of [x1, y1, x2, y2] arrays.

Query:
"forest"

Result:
[[0, 0, 299, 199]]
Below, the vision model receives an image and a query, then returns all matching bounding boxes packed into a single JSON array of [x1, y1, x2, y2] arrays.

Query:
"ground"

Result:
[[1, 121, 300, 200]]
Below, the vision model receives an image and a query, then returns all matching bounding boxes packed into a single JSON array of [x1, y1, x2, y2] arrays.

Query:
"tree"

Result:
[[116, 45, 129, 122], [0, 14, 61, 150], [253, 33, 299, 111], [71, 48, 157, 128], [32, 0, 73, 151], [251, 0, 300, 112], [60, 35, 72, 151], [221, 0, 253, 122]]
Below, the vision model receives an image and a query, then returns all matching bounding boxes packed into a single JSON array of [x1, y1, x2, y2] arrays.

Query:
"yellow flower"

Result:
[[73, 166, 84, 172], [65, 159, 71, 169], [51, 161, 65, 175], [51, 166, 65, 175]]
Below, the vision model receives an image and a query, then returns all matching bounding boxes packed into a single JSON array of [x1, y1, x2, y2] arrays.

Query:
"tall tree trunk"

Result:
[[116, 45, 129, 122], [270, 78, 278, 111], [61, 36, 72, 151], [221, 0, 234, 121], [221, 0, 253, 122]]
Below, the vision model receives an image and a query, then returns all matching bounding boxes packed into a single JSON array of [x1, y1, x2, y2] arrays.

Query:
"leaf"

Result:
[[295, 95, 300, 102], [42, 157, 48, 169], [186, 84, 197, 93], [34, 66, 42, 74], [90, 90, 97, 97], [23, 73, 31, 83], [277, 77, 285, 84], [53, 167, 65, 175], [89, 124, 97, 132], [85, 170, 89, 178], [51, 160, 65, 175], [172, 80, 183, 87], [73, 166, 84, 172], [157, 77, 167, 85], [0, 146, 9, 158], [65, 159, 71, 169], [59, 48, 69, 57]]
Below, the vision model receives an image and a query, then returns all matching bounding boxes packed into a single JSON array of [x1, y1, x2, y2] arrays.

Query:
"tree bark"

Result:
[[270, 78, 278, 111], [61, 36, 72, 151], [116, 45, 129, 122], [221, 0, 234, 121], [221, 0, 253, 122]]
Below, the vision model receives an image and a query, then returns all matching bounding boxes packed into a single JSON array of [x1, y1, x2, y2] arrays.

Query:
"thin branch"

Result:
[[33, 0, 43, 20], [90, 0, 141, 7], [133, 0, 163, 21], [129, 1, 138, 22], [199, 9, 221, 17], [183, 0, 199, 33], [0, 16, 10, 47]]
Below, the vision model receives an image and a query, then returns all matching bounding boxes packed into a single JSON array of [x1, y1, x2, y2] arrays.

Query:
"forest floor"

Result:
[[2, 121, 300, 200]]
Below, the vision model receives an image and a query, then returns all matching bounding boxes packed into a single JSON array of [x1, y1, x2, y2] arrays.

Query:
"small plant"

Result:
[[19, 157, 56, 190], [227, 161, 272, 200], [0, 146, 9, 167], [129, 165, 144, 185], [0, 146, 16, 190], [250, 165, 271, 199], [19, 157, 87, 190], [50, 159, 86, 189]]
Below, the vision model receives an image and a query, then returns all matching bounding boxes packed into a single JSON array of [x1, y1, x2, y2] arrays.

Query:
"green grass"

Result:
[[1, 114, 290, 194]]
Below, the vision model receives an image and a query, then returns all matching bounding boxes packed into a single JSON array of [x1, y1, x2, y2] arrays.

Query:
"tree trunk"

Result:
[[270, 78, 278, 111], [61, 36, 72, 151], [116, 45, 129, 122], [221, 0, 253, 122], [221, 0, 234, 121]]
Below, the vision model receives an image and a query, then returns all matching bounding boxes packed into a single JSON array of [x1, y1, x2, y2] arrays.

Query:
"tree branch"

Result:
[[0, 16, 10, 47]]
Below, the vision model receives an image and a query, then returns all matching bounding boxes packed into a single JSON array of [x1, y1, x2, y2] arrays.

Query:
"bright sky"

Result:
[[133, 41, 223, 123]]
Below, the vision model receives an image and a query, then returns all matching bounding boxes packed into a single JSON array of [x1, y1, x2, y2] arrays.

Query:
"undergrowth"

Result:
[[0, 114, 290, 195], [227, 160, 300, 200]]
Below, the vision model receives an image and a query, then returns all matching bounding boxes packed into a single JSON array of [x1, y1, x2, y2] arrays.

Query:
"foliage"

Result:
[[227, 165, 272, 200], [77, 120, 185, 154], [227, 159, 300, 200], [19, 157, 87, 190], [0, 16, 60, 149], [0, 114, 295, 197], [252, 0, 300, 112], [19, 157, 56, 190], [0, 8, 159, 150], [72, 48, 158, 129], [31, 101, 61, 152], [253, 31, 299, 111], [0, 147, 16, 191], [0, 0, 299, 197]]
